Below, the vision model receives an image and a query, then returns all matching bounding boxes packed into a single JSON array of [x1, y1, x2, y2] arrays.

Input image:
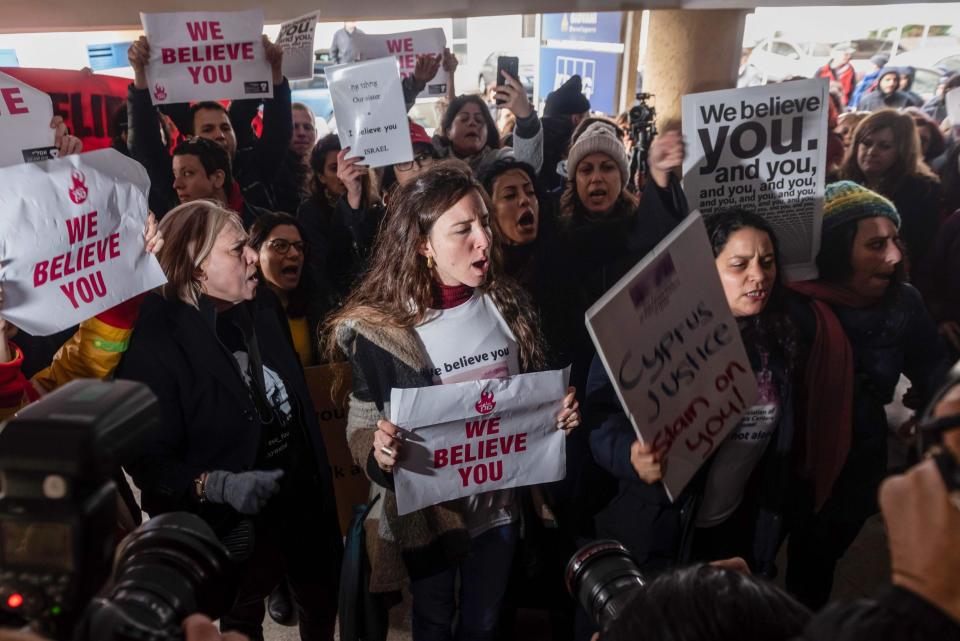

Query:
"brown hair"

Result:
[[839, 109, 936, 197], [324, 162, 544, 371], [156, 200, 245, 308]]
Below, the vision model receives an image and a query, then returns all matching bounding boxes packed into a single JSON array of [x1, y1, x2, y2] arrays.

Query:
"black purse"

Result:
[[338, 495, 396, 641]]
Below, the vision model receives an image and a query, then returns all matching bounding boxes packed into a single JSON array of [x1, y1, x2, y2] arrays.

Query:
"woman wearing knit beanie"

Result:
[[785, 180, 950, 611], [838, 109, 941, 271]]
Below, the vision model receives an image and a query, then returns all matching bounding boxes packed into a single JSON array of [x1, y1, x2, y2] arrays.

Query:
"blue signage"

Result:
[[539, 47, 621, 116], [542, 12, 623, 45], [86, 42, 133, 71], [0, 49, 19, 67]]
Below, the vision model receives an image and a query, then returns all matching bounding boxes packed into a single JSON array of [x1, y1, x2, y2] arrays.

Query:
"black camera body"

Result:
[[0, 380, 237, 641], [0, 380, 160, 633], [627, 92, 658, 189]]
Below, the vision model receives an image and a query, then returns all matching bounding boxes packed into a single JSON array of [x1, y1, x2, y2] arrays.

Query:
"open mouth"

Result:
[[247, 271, 259, 283], [745, 288, 768, 300], [472, 257, 490, 273], [281, 265, 300, 276], [587, 189, 608, 200], [518, 211, 536, 228]]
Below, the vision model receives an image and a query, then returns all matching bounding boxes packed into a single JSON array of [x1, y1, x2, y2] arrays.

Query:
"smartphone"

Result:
[[496, 56, 520, 105]]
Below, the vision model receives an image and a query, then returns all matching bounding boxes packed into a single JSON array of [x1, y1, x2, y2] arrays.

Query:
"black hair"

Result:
[[309, 133, 342, 198], [187, 101, 229, 135], [604, 565, 811, 641], [380, 141, 437, 194], [172, 137, 233, 194], [247, 212, 316, 318], [441, 94, 500, 151], [479, 158, 538, 197], [705, 208, 780, 260], [816, 217, 905, 287]]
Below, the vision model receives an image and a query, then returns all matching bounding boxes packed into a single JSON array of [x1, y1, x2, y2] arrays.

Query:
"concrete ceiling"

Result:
[[1, 0, 954, 33]]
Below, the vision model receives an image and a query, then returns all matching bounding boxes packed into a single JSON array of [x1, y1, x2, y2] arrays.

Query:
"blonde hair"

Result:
[[156, 200, 245, 308]]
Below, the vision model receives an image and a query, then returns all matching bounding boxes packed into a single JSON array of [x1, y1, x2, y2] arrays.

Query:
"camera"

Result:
[[0, 380, 237, 641], [565, 540, 645, 632], [628, 92, 658, 190]]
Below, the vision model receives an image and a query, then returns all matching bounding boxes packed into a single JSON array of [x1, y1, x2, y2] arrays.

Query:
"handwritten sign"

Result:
[[682, 79, 828, 281], [0, 71, 56, 167], [0, 148, 167, 336], [277, 12, 319, 82], [357, 29, 448, 99], [141, 9, 272, 104], [328, 57, 413, 168], [586, 214, 758, 500], [389, 368, 569, 516]]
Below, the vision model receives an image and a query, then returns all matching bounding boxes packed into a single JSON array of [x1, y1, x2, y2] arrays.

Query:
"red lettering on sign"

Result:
[[186, 21, 223, 42], [0, 87, 28, 115]]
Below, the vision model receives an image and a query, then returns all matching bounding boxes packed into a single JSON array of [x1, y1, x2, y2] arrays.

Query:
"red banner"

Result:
[[0, 68, 130, 152]]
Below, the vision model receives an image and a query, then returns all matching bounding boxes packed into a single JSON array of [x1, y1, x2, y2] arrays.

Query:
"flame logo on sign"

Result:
[[475, 390, 496, 415], [68, 170, 88, 205], [153, 84, 168, 101]]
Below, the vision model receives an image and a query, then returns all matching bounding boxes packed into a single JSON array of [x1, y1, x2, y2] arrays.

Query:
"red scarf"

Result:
[[788, 280, 877, 511]]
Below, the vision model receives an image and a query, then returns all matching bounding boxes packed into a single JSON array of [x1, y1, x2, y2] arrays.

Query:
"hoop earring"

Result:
[[427, 256, 434, 270]]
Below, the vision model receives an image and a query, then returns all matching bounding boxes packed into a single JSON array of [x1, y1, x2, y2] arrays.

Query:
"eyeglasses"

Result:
[[266, 239, 308, 255], [395, 152, 434, 172]]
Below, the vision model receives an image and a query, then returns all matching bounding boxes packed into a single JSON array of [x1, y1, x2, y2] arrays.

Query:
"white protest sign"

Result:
[[357, 29, 448, 99], [389, 368, 569, 516], [141, 9, 272, 105], [682, 78, 828, 281], [586, 214, 759, 501], [946, 87, 960, 129], [0, 71, 57, 168], [328, 57, 413, 168], [277, 12, 319, 82], [0, 148, 167, 336]]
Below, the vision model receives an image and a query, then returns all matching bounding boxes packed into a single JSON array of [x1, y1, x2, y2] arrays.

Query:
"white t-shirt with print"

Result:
[[413, 291, 521, 537]]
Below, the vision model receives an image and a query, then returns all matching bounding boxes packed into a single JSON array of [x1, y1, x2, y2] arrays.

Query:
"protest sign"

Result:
[[304, 362, 370, 536], [1, 68, 132, 152], [357, 29, 448, 99], [586, 214, 759, 501], [277, 12, 319, 82], [0, 71, 56, 167], [389, 368, 569, 516], [328, 57, 413, 168], [682, 78, 828, 281], [141, 9, 272, 105], [0, 148, 166, 336], [946, 87, 960, 129]]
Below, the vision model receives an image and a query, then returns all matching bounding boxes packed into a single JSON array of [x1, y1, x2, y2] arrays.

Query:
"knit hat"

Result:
[[566, 121, 630, 184], [822, 181, 901, 234], [544, 75, 591, 118], [870, 53, 890, 68]]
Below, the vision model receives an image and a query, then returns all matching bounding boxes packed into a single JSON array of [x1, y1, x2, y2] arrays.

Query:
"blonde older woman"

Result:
[[116, 199, 342, 641]]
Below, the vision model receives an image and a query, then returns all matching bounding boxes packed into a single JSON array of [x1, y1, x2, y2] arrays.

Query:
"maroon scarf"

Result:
[[788, 280, 877, 510]]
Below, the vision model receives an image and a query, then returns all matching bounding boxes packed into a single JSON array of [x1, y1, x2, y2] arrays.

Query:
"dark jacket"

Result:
[[127, 79, 293, 217], [297, 193, 383, 305], [538, 115, 577, 193], [859, 89, 917, 112], [586, 322, 796, 578], [916, 209, 960, 327], [116, 291, 339, 538], [868, 173, 941, 270]]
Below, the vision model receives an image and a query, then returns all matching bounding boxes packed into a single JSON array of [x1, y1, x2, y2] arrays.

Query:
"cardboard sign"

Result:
[[389, 368, 569, 516], [1, 68, 132, 152], [0, 148, 167, 336], [277, 12, 319, 82], [682, 79, 828, 282], [357, 29, 448, 99], [141, 9, 272, 105], [328, 57, 413, 169], [303, 362, 370, 536], [586, 214, 758, 501], [0, 71, 57, 167]]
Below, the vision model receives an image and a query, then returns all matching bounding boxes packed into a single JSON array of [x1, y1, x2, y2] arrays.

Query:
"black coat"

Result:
[[116, 292, 339, 538]]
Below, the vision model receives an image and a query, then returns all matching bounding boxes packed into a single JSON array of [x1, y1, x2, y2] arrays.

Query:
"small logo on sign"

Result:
[[244, 81, 270, 94], [153, 84, 167, 101], [475, 390, 496, 415], [68, 170, 88, 205]]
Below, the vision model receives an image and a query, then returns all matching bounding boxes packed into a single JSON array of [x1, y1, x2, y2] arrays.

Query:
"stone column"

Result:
[[643, 9, 748, 129]]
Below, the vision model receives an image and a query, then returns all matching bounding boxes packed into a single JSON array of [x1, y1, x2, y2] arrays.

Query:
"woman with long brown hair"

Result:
[[838, 109, 941, 269], [325, 163, 579, 641]]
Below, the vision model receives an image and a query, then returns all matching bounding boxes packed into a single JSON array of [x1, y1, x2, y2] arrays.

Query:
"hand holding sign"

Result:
[[128, 36, 151, 90], [412, 53, 441, 90], [262, 35, 284, 85], [630, 440, 664, 484], [50, 116, 83, 157], [374, 418, 402, 472], [336, 147, 368, 210]]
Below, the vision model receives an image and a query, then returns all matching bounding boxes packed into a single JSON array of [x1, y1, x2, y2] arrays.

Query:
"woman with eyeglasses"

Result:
[[116, 199, 342, 641], [838, 109, 941, 272], [249, 212, 327, 366]]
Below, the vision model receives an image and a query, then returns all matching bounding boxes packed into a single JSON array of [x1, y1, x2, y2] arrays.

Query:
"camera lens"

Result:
[[565, 540, 645, 631], [81, 512, 237, 641]]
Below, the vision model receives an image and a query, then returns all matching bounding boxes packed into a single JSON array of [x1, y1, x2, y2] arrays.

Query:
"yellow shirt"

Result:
[[288, 316, 315, 367]]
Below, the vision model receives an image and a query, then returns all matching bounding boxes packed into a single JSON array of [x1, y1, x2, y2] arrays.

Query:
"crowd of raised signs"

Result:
[[1, 23, 959, 641]]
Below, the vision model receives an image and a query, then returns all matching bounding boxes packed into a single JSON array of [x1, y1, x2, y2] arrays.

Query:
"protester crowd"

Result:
[[0, 23, 959, 641]]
